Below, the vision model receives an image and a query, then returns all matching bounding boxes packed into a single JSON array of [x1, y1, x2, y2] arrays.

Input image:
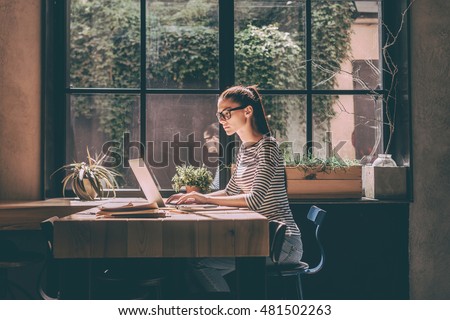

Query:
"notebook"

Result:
[[128, 158, 218, 210]]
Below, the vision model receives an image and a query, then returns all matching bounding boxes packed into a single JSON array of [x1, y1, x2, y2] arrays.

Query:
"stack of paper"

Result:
[[97, 201, 166, 218]]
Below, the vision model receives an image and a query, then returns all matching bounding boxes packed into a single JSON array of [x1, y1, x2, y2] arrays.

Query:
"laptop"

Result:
[[128, 158, 217, 210], [128, 158, 166, 207]]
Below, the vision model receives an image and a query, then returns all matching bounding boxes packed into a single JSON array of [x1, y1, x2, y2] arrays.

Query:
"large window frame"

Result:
[[43, 0, 411, 198]]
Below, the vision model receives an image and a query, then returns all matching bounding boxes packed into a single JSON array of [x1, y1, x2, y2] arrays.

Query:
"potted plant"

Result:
[[284, 154, 362, 199], [171, 165, 213, 193], [54, 149, 121, 200]]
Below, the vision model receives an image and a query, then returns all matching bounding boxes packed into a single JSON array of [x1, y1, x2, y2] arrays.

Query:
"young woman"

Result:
[[166, 85, 302, 292]]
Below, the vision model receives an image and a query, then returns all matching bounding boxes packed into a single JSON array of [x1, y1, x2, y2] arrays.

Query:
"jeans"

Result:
[[274, 234, 304, 264], [189, 235, 303, 292]]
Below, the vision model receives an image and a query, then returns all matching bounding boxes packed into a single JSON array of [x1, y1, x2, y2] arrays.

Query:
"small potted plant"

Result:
[[53, 148, 121, 200], [284, 153, 362, 199], [171, 165, 213, 193]]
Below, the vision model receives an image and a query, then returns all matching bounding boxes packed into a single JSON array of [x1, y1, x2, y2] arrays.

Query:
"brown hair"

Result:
[[219, 85, 271, 136]]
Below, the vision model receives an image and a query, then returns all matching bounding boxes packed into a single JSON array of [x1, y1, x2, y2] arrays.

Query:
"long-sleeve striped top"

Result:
[[225, 136, 301, 236]]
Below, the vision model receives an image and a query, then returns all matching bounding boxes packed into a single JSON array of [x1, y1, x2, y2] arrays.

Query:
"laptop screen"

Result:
[[128, 158, 166, 208], [128, 158, 219, 210]]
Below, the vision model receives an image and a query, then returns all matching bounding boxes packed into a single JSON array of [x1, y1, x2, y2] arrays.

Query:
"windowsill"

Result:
[[289, 197, 411, 205]]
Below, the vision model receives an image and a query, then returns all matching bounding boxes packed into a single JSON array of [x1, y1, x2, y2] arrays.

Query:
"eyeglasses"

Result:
[[215, 105, 247, 121]]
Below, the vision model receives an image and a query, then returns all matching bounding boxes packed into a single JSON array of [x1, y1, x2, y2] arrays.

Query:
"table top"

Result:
[[0, 198, 107, 230], [0, 197, 408, 231], [54, 207, 269, 259], [0, 198, 157, 230]]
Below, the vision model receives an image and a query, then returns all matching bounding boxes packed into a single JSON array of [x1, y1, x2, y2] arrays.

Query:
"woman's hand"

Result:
[[165, 193, 185, 204], [174, 192, 211, 205]]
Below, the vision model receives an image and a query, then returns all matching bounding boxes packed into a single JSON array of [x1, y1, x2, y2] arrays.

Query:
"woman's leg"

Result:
[[279, 235, 303, 264], [189, 258, 235, 292]]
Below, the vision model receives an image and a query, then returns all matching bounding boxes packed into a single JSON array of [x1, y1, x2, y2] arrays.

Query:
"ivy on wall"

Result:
[[235, 24, 303, 137], [70, 0, 140, 143], [69, 0, 355, 142]]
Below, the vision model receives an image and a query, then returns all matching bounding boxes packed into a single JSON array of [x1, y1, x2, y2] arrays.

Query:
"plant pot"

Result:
[[372, 154, 397, 167], [185, 186, 202, 193], [364, 166, 407, 199], [286, 165, 362, 199], [72, 179, 98, 201]]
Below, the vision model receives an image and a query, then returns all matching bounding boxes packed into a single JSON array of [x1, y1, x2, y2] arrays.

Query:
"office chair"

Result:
[[38, 216, 61, 299], [94, 262, 165, 300], [267, 205, 326, 299], [39, 216, 165, 300], [0, 238, 44, 299]]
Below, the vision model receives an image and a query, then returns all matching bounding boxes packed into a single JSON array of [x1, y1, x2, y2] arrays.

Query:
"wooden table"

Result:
[[0, 198, 103, 230], [53, 208, 269, 299]]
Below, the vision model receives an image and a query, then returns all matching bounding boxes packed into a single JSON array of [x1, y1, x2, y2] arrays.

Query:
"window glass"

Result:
[[67, 94, 140, 189], [312, 94, 382, 162], [69, 0, 141, 88], [147, 0, 219, 89], [146, 94, 218, 189], [60, 0, 395, 195], [312, 0, 381, 90], [235, 0, 306, 90], [260, 94, 306, 148]]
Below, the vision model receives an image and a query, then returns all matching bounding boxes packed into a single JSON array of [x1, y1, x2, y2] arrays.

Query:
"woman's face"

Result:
[[217, 98, 248, 136]]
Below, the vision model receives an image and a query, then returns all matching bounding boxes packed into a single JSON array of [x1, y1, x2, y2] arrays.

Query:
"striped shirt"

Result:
[[225, 136, 301, 236]]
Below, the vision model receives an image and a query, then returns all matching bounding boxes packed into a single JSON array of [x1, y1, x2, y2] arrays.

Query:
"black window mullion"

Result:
[[45, 0, 68, 197], [69, 88, 142, 94], [219, 0, 234, 90], [58, 0, 69, 196], [219, 0, 235, 189], [305, 0, 313, 156], [144, 89, 220, 94], [140, 0, 147, 158], [259, 89, 384, 96], [65, 0, 71, 91], [381, 0, 388, 153]]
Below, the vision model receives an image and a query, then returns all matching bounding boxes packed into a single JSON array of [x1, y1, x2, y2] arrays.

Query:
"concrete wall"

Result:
[[410, 0, 450, 299], [0, 0, 42, 200]]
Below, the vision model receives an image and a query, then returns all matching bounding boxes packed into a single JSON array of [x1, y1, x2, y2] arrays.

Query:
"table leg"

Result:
[[235, 257, 266, 299]]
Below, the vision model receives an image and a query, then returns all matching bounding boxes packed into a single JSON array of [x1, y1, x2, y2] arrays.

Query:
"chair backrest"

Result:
[[40, 216, 59, 256], [305, 205, 326, 274], [268, 206, 327, 274], [39, 216, 60, 299], [269, 220, 287, 264]]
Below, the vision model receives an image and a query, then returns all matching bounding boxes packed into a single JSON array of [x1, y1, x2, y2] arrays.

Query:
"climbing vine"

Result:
[[70, 0, 355, 141]]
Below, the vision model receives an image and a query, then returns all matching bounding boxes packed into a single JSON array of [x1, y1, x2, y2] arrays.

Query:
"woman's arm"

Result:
[[166, 169, 240, 204], [207, 194, 248, 207], [175, 164, 245, 205], [174, 191, 248, 207], [165, 189, 231, 204], [207, 189, 228, 197]]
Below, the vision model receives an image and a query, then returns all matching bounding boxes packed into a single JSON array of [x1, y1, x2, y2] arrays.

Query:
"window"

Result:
[[45, 0, 410, 196]]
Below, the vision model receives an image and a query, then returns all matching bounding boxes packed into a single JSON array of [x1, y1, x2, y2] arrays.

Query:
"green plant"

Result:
[[69, 0, 356, 141], [171, 165, 213, 193], [286, 153, 360, 175], [70, 0, 140, 143], [53, 148, 121, 200]]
